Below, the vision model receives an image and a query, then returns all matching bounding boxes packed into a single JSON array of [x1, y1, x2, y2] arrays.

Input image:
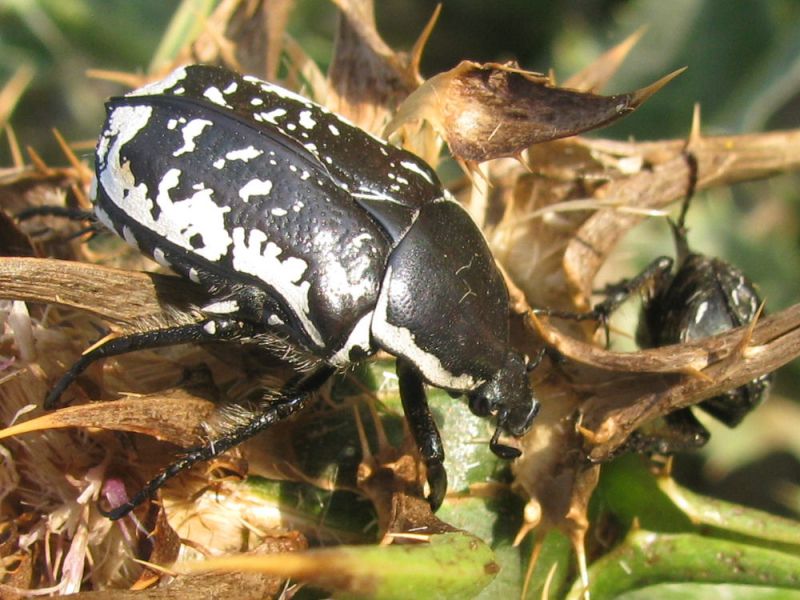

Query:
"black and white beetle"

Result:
[[47, 64, 539, 519], [589, 191, 772, 452]]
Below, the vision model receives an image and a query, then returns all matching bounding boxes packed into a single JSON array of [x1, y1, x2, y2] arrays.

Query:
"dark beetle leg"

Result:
[[396, 359, 447, 511], [622, 408, 709, 456], [45, 317, 255, 409], [102, 365, 336, 520], [535, 256, 674, 345], [15, 206, 95, 222]]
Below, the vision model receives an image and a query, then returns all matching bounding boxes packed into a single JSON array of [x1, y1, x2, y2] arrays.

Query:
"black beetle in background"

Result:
[[589, 183, 772, 453]]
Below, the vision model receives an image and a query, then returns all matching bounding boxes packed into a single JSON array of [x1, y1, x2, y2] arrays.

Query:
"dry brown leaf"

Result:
[[0, 393, 215, 447], [0, 257, 205, 331], [385, 60, 684, 164]]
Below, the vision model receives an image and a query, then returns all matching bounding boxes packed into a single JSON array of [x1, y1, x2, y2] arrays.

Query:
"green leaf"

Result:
[[659, 477, 800, 550], [566, 530, 800, 599]]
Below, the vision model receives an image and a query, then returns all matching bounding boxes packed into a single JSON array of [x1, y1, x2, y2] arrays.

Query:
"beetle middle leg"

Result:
[[45, 317, 256, 409], [396, 358, 447, 511]]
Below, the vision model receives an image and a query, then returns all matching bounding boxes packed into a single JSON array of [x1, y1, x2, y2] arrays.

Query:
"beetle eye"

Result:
[[468, 392, 491, 417]]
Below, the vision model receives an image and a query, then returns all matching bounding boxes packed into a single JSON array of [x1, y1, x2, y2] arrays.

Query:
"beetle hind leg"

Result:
[[396, 359, 447, 511], [102, 364, 335, 520]]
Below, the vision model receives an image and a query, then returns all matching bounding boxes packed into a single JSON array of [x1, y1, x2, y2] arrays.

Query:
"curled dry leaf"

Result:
[[385, 60, 684, 164]]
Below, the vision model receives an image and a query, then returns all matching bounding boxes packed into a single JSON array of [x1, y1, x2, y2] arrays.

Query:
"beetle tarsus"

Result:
[[489, 425, 522, 459]]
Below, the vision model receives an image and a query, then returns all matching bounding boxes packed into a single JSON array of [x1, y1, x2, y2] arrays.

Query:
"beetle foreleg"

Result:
[[45, 317, 256, 409], [396, 359, 447, 511]]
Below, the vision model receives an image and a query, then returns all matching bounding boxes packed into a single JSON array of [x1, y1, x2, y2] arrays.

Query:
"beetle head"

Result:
[[467, 351, 539, 459]]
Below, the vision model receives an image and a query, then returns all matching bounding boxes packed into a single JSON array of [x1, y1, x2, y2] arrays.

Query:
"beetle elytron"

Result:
[[46, 64, 539, 518]]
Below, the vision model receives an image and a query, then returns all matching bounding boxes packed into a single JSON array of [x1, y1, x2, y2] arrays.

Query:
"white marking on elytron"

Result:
[[396, 175, 409, 185], [387, 173, 395, 180], [153, 247, 170, 267], [301, 170, 310, 180], [173, 87, 185, 95], [304, 143, 318, 153], [351, 190, 400, 203], [88, 177, 98, 202], [203, 299, 240, 314], [731, 289, 740, 306], [254, 113, 263, 122], [173, 118, 213, 157], [223, 81, 238, 94], [694, 300, 709, 324], [289, 165, 298, 172], [372, 266, 478, 390], [167, 119, 178, 130], [188, 267, 201, 283], [286, 123, 297, 131], [127, 66, 187, 97], [268, 314, 284, 326], [400, 160, 435, 184], [352, 232, 372, 249], [313, 228, 376, 306], [213, 158, 225, 169], [226, 146, 263, 162], [255, 80, 315, 107], [230, 227, 322, 346], [271, 207, 287, 216], [203, 86, 230, 107], [96, 131, 111, 164], [298, 110, 316, 129], [324, 156, 333, 164], [330, 311, 374, 367], [96, 104, 152, 212], [150, 169, 233, 261], [239, 178, 273, 202], [390, 184, 401, 192], [100, 107, 236, 262], [379, 147, 389, 156], [260, 108, 286, 124], [251, 97, 264, 106], [292, 201, 304, 212], [328, 123, 340, 136], [93, 203, 113, 231], [269, 159, 277, 166], [203, 321, 217, 334], [122, 225, 139, 250]]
